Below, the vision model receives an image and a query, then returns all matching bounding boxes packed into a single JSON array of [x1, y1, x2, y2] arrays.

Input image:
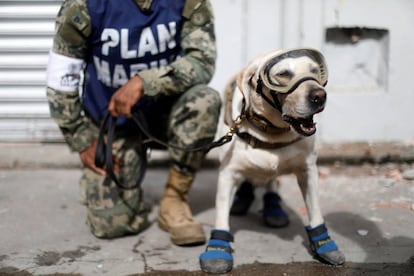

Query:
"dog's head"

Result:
[[239, 48, 328, 136]]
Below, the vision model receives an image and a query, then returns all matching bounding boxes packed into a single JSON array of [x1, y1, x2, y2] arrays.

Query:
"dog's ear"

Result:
[[237, 51, 276, 99], [236, 71, 245, 96], [236, 61, 259, 104]]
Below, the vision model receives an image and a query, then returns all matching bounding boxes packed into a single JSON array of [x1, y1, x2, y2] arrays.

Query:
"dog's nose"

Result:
[[308, 88, 327, 107]]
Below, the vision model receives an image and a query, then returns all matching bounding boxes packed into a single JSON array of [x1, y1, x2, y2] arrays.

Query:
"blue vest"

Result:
[[83, 0, 185, 125]]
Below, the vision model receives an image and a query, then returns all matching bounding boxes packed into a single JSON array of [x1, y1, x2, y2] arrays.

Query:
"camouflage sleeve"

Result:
[[47, 88, 98, 152], [52, 0, 91, 59], [46, 0, 96, 152], [137, 0, 217, 96]]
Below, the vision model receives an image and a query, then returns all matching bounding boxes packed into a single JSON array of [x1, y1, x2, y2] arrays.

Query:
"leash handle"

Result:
[[95, 113, 147, 190]]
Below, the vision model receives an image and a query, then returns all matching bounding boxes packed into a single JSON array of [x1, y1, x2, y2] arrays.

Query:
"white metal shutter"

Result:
[[0, 0, 63, 142]]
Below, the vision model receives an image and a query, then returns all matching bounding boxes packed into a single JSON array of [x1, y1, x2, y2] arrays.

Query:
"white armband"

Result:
[[47, 50, 86, 92]]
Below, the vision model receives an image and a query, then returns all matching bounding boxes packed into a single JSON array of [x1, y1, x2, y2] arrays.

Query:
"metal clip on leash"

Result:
[[228, 115, 243, 137], [199, 115, 243, 152]]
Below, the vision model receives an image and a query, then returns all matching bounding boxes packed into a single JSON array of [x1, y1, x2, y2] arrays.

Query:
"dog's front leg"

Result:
[[199, 169, 237, 274], [296, 164, 323, 228], [215, 170, 238, 230], [296, 164, 345, 266]]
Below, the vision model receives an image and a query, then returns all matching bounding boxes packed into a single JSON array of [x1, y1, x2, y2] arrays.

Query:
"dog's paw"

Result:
[[199, 229, 234, 274], [306, 223, 345, 266]]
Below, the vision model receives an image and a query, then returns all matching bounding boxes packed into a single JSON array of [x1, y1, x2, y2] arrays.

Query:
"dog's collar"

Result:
[[245, 108, 290, 135], [236, 130, 302, 149]]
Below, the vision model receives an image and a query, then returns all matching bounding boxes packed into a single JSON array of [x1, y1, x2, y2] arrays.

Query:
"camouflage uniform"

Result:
[[47, 0, 221, 238]]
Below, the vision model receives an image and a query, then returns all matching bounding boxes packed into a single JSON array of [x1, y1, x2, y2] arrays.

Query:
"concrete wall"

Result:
[[210, 0, 414, 143]]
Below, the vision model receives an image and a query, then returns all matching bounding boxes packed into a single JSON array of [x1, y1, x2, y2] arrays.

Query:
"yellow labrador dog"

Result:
[[199, 48, 345, 274]]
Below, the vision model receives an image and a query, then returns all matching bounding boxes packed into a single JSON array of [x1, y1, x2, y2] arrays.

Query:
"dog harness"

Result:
[[235, 131, 302, 149], [244, 108, 290, 134]]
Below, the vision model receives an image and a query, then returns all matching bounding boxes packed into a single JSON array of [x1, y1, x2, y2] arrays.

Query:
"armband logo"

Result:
[[60, 63, 81, 88]]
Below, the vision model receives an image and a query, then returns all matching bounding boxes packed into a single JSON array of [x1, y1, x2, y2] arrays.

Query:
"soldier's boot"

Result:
[[158, 167, 206, 246]]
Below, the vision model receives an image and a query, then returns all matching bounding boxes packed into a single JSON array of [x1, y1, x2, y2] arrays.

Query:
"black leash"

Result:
[[94, 110, 234, 190], [129, 111, 233, 153], [94, 113, 148, 190]]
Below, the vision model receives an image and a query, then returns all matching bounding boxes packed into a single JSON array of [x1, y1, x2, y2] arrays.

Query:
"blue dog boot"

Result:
[[306, 223, 345, 265], [263, 191, 289, 228], [230, 181, 255, 215], [199, 229, 234, 274]]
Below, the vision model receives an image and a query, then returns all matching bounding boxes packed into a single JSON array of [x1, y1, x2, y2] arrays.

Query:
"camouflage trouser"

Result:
[[80, 84, 221, 238]]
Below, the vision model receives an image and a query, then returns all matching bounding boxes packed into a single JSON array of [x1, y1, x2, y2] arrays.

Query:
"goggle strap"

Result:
[[256, 77, 283, 113]]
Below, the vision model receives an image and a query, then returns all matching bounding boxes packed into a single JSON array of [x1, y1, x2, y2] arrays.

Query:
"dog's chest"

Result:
[[233, 142, 311, 181]]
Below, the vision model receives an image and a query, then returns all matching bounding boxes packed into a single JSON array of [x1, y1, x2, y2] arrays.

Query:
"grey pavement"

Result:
[[1, 143, 414, 275]]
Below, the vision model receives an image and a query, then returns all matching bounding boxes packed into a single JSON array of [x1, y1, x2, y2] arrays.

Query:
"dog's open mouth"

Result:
[[282, 115, 317, 136]]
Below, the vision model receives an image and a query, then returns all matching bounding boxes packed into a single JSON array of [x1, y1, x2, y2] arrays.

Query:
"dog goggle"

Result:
[[258, 48, 328, 94]]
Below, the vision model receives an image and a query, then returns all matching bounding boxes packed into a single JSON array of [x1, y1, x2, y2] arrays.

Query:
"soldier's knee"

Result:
[[80, 171, 150, 238], [185, 84, 221, 120], [193, 84, 221, 107], [86, 203, 149, 239]]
